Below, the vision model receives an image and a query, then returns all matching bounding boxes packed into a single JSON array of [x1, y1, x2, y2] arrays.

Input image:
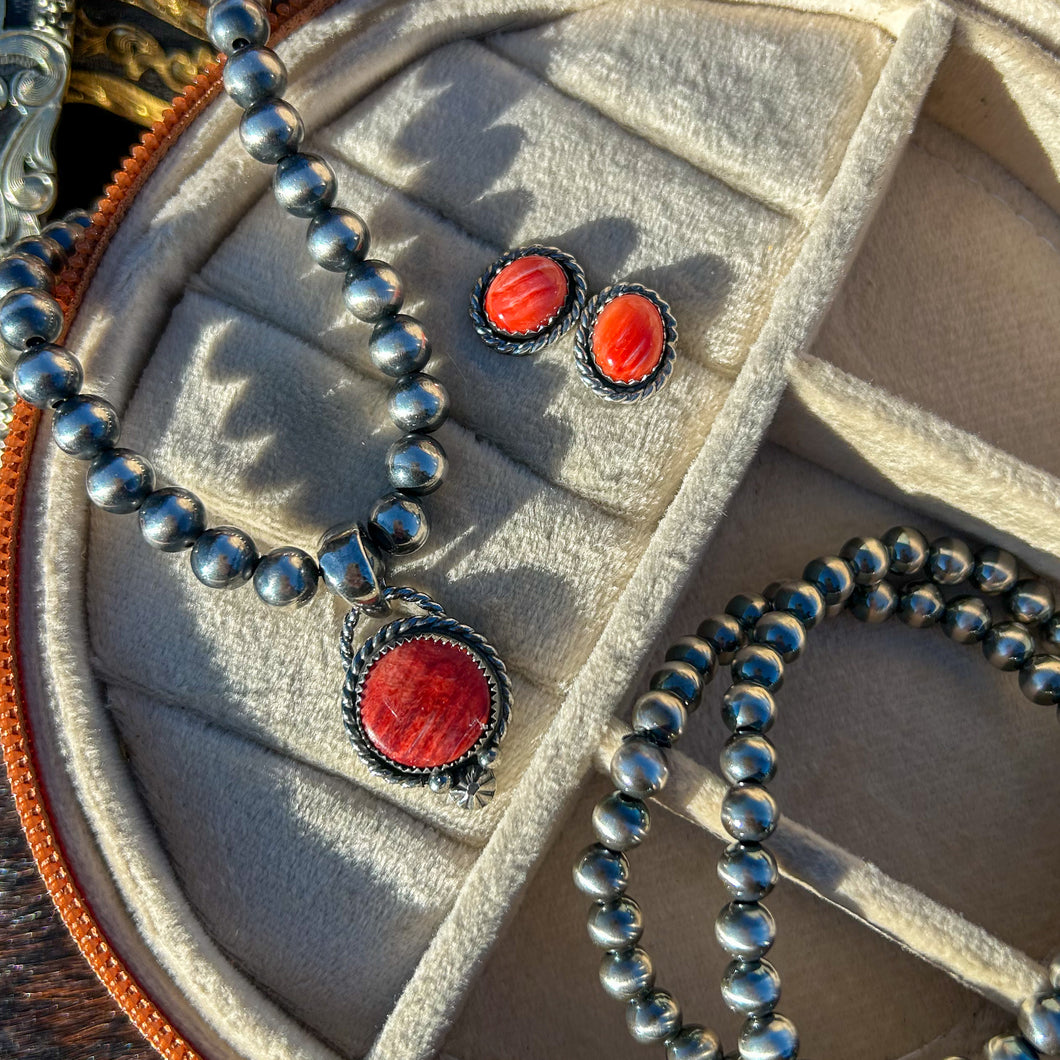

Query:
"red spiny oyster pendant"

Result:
[[341, 589, 511, 809]]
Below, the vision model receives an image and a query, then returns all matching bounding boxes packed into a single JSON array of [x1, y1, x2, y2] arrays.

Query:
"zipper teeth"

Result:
[[0, 0, 327, 1054]]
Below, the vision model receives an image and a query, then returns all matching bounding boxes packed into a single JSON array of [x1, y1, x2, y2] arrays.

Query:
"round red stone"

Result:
[[591, 292, 665, 385], [484, 254, 568, 336], [359, 636, 492, 769]]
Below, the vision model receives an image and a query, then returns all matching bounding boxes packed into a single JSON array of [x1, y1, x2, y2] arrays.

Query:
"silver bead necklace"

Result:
[[0, 0, 511, 810], [576, 528, 1060, 1060]]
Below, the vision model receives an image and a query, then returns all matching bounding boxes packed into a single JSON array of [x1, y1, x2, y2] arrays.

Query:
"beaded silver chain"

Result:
[[575, 528, 1060, 1060]]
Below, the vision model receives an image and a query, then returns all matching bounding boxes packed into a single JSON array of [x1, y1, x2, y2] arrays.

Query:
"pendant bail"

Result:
[[317, 522, 388, 613]]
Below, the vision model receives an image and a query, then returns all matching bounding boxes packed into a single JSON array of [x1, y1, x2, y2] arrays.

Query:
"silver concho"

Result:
[[340, 587, 511, 810]]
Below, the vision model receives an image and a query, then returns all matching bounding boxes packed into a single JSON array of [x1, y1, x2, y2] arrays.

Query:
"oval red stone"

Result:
[[591, 293, 665, 385], [484, 254, 568, 336], [359, 636, 492, 769]]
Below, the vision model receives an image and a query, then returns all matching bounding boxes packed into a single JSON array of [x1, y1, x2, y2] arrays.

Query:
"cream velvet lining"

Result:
[[14, 0, 1060, 1058]]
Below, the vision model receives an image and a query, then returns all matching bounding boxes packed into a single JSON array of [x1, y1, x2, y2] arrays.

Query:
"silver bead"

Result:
[[239, 99, 303, 163], [898, 581, 945, 627], [627, 990, 682, 1044], [849, 581, 898, 623], [592, 791, 651, 851], [387, 372, 448, 433], [982, 1035, 1040, 1060], [205, 0, 270, 54], [753, 612, 805, 662], [587, 896, 643, 949], [722, 959, 781, 1016], [697, 614, 744, 665], [65, 209, 93, 229], [1018, 993, 1060, 1054], [610, 736, 669, 799], [139, 487, 206, 551], [928, 535, 974, 585], [386, 433, 446, 495], [731, 645, 784, 693], [52, 395, 120, 458], [222, 45, 286, 108], [721, 781, 779, 842], [650, 661, 703, 711], [306, 207, 368, 272], [0, 288, 63, 349], [573, 843, 629, 899], [343, 259, 404, 322], [738, 1013, 799, 1060], [983, 623, 1035, 670], [803, 554, 855, 615], [368, 491, 429, 555], [972, 546, 1019, 594], [717, 841, 777, 901], [771, 580, 825, 630], [1043, 617, 1060, 652], [720, 734, 776, 785], [726, 592, 769, 630], [12, 235, 64, 273], [599, 946, 654, 1000], [86, 448, 155, 513], [1019, 655, 1060, 705], [840, 536, 890, 585], [665, 635, 717, 680], [715, 902, 775, 959], [13, 344, 81, 407], [0, 252, 52, 298], [42, 221, 83, 255], [666, 1025, 723, 1060], [721, 682, 776, 734], [317, 523, 385, 608], [253, 545, 319, 608], [369, 314, 431, 377], [1008, 579, 1055, 626], [631, 689, 687, 745], [1050, 952, 1060, 990], [273, 152, 336, 218], [942, 595, 992, 644], [190, 527, 258, 588], [882, 525, 929, 575]]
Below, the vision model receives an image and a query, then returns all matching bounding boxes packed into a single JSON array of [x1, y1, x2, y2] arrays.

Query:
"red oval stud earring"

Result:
[[470, 245, 587, 355]]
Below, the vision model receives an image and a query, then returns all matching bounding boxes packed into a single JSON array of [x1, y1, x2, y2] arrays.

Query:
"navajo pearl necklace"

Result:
[[0, 0, 511, 810]]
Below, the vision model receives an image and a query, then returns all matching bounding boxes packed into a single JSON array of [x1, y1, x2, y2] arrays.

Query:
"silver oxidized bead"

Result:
[[849, 581, 898, 623], [317, 523, 385, 609], [13, 344, 81, 407], [697, 614, 745, 665], [738, 1013, 799, 1060], [139, 487, 206, 551], [86, 448, 155, 513], [982, 1035, 1040, 1060], [717, 841, 778, 902], [386, 433, 446, 495], [631, 689, 687, 745], [720, 734, 777, 786], [721, 682, 776, 734], [0, 288, 63, 349], [273, 153, 336, 218], [972, 546, 1019, 595], [840, 535, 890, 585], [0, 252, 52, 298], [1007, 579, 1055, 626], [650, 661, 704, 711], [752, 612, 805, 662], [387, 372, 449, 433], [239, 99, 303, 163], [1018, 654, 1060, 705], [610, 736, 669, 799], [721, 782, 779, 842], [927, 535, 974, 585], [627, 990, 682, 1044], [881, 525, 929, 575], [771, 579, 825, 630], [205, 0, 270, 54], [190, 526, 258, 588], [52, 395, 120, 458], [665, 635, 717, 681], [1043, 617, 1060, 652], [897, 581, 946, 628], [573, 843, 629, 899], [222, 45, 286, 108], [306, 207, 369, 272], [721, 958, 781, 1016], [253, 545, 319, 608], [599, 946, 654, 1000], [802, 554, 855, 615], [726, 592, 770, 631], [12, 234, 64, 272], [587, 895, 643, 949], [367, 492, 429, 555], [665, 1025, 724, 1060], [42, 221, 83, 255], [369, 315, 431, 377], [1018, 992, 1060, 1054], [343, 258, 404, 322], [65, 209, 93, 229], [941, 595, 992, 644], [592, 791, 651, 851], [731, 645, 784, 693], [715, 901, 776, 960], [982, 622, 1035, 671]]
